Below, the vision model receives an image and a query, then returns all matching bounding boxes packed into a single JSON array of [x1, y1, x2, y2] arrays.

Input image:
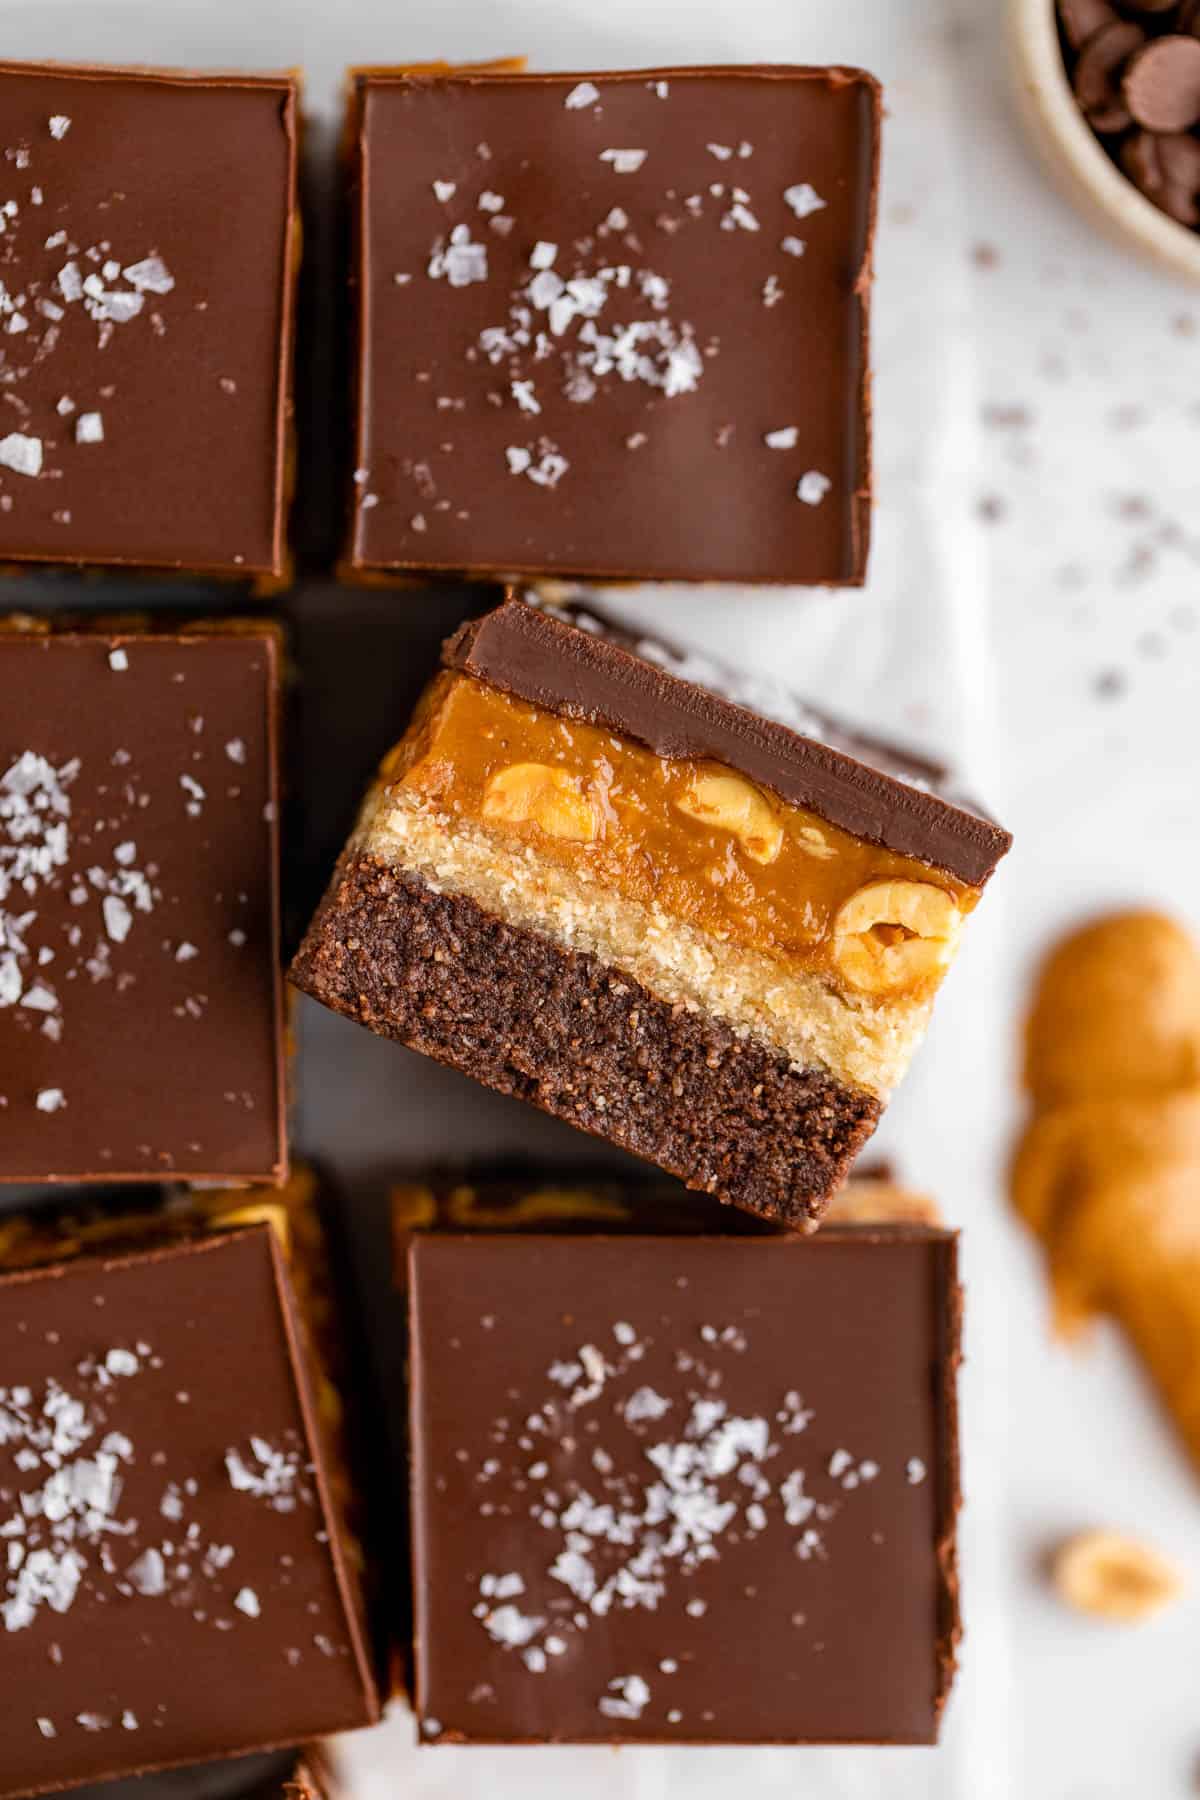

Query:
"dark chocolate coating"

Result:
[[0, 626, 286, 1185], [289, 856, 881, 1229], [0, 62, 298, 577], [444, 599, 1012, 883], [0, 1227, 379, 1798], [65, 1747, 326, 1800], [348, 66, 878, 586], [408, 1228, 960, 1743]]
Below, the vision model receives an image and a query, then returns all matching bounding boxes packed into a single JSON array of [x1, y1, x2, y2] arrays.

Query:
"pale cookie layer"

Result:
[[357, 788, 938, 1098]]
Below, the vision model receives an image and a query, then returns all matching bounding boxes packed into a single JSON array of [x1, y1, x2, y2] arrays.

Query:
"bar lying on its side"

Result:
[[292, 598, 1011, 1228]]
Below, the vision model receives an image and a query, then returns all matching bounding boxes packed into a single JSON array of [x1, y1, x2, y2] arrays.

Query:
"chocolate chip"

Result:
[[1058, 0, 1119, 51], [1120, 129, 1200, 219], [1074, 20, 1146, 131], [1123, 34, 1200, 129]]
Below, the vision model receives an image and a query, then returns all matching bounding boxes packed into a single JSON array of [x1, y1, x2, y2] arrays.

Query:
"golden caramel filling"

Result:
[[381, 674, 980, 998]]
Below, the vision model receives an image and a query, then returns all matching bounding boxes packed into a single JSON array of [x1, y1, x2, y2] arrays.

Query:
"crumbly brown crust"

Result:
[[290, 853, 881, 1228]]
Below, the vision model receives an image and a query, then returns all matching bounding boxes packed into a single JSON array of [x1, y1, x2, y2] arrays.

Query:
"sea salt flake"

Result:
[[234, 1586, 260, 1618], [75, 412, 103, 444], [784, 183, 825, 220], [764, 426, 798, 449], [781, 235, 806, 257], [906, 1457, 926, 1486], [122, 256, 174, 295], [707, 143, 733, 161], [599, 150, 647, 174], [35, 1088, 65, 1113], [564, 82, 600, 110], [48, 116, 71, 140], [102, 896, 132, 944], [796, 470, 831, 506], [529, 241, 558, 271], [108, 649, 128, 672], [0, 433, 42, 477], [432, 180, 457, 202], [599, 1674, 650, 1720]]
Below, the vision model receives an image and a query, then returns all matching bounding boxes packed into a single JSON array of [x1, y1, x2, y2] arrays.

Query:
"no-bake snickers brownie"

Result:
[[404, 1209, 961, 1742], [0, 1183, 379, 1798], [292, 599, 1010, 1228], [345, 64, 879, 585], [0, 618, 287, 1186], [0, 61, 299, 582]]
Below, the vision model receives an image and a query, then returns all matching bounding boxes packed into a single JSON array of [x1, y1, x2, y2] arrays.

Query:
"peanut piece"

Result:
[[482, 762, 599, 843], [833, 880, 962, 996], [675, 769, 783, 865], [1053, 1529, 1184, 1623]]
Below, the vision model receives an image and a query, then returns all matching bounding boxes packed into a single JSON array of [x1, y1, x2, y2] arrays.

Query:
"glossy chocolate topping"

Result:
[[0, 1227, 378, 1797], [349, 66, 878, 585], [0, 624, 286, 1185], [66, 1746, 328, 1800], [408, 1229, 960, 1744], [443, 599, 1012, 883], [0, 62, 298, 576]]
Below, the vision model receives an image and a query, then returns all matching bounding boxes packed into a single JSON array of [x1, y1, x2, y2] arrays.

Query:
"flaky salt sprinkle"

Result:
[[781, 235, 806, 257], [796, 470, 831, 506], [75, 412, 103, 445], [108, 649, 128, 672], [0, 432, 43, 477], [784, 184, 825, 220], [234, 1586, 261, 1618], [764, 426, 798, 450], [906, 1458, 927, 1486], [35, 1088, 65, 1113], [598, 1673, 650, 1721], [599, 149, 647, 174], [432, 180, 457, 203], [48, 116, 71, 140], [564, 81, 600, 110]]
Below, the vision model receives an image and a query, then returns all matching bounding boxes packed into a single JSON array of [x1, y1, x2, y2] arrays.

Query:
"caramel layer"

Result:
[[382, 674, 979, 1000]]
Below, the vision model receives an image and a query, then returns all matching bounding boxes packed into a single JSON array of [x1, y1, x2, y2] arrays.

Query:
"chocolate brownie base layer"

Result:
[[290, 854, 881, 1229]]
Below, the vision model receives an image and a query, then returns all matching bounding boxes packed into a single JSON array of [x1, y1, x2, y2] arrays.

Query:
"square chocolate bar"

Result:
[[0, 61, 299, 580], [0, 620, 287, 1185], [292, 599, 1010, 1229], [407, 1222, 960, 1744], [346, 65, 880, 585], [0, 1196, 379, 1797]]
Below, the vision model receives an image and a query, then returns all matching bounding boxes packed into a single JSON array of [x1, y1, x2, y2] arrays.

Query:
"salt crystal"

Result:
[[784, 183, 826, 220]]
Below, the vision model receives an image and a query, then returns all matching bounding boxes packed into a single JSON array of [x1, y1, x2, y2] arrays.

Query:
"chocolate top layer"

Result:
[[408, 1229, 960, 1744], [0, 61, 298, 576], [349, 66, 878, 585], [66, 1746, 327, 1800], [443, 599, 1012, 883], [0, 1227, 378, 1796], [0, 624, 286, 1184]]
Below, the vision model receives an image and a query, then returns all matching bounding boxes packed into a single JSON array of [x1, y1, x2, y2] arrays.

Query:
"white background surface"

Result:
[[6, 1, 1200, 1796]]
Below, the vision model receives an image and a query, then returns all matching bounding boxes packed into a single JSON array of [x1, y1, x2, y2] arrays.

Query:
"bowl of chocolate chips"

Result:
[[1010, 0, 1200, 281]]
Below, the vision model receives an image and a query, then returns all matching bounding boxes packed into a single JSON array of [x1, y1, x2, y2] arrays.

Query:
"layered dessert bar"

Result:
[[0, 1181, 380, 1798], [403, 1191, 961, 1743], [0, 61, 299, 582], [0, 618, 287, 1185], [345, 64, 879, 585], [292, 599, 1010, 1228]]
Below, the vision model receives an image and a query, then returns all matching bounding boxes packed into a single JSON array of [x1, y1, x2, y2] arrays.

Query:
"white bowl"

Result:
[[1008, 0, 1200, 284]]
